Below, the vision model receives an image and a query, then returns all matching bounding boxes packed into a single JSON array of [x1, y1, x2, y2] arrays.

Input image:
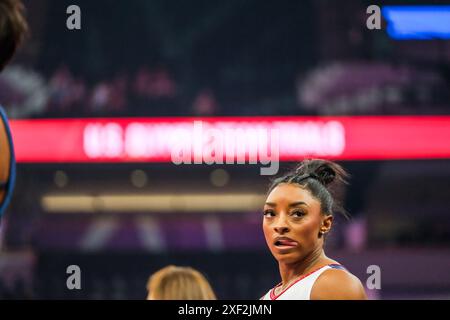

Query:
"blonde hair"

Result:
[[147, 265, 216, 300]]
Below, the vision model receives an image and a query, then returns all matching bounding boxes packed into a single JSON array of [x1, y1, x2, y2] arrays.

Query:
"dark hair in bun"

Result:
[[268, 159, 350, 219]]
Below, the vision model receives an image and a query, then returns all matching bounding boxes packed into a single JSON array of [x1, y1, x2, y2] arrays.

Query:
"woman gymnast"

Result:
[[261, 159, 367, 300]]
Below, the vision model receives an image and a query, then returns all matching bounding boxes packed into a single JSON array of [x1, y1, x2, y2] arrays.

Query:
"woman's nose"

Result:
[[273, 215, 289, 234], [274, 225, 289, 234]]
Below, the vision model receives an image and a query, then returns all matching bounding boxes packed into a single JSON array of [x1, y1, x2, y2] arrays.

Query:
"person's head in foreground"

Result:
[[261, 159, 367, 300], [147, 265, 217, 300], [0, 0, 28, 72], [0, 0, 27, 218]]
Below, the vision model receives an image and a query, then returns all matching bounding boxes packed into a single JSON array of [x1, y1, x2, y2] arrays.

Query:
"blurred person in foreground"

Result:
[[146, 265, 217, 300], [0, 0, 28, 219], [261, 159, 367, 300]]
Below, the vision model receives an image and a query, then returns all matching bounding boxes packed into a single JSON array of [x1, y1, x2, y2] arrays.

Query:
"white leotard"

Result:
[[261, 264, 346, 300]]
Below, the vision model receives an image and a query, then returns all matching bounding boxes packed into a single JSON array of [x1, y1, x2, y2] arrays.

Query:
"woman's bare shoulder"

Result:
[[310, 267, 368, 300]]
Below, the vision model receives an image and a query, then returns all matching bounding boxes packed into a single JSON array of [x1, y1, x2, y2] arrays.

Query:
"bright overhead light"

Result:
[[41, 193, 266, 213]]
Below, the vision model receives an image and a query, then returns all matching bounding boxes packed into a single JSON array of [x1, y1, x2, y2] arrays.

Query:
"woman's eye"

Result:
[[263, 210, 275, 217], [292, 211, 305, 217]]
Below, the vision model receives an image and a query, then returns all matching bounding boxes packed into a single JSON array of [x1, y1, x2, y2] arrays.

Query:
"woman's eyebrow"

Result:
[[264, 201, 308, 207], [289, 201, 308, 207]]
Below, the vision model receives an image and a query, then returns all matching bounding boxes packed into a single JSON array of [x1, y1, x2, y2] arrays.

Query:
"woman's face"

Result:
[[263, 183, 332, 265]]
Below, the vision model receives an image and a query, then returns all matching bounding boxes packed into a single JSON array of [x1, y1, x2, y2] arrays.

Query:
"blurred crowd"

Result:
[[297, 62, 450, 115], [0, 61, 448, 119], [47, 65, 177, 116], [0, 64, 220, 118]]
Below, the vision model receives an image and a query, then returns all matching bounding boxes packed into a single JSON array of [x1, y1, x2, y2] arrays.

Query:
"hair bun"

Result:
[[314, 165, 336, 186], [294, 159, 346, 187]]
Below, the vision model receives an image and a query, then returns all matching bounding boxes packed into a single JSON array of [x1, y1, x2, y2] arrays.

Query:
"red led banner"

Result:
[[9, 116, 450, 163]]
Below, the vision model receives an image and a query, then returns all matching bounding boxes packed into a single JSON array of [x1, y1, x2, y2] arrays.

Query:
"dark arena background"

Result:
[[1, 0, 450, 300]]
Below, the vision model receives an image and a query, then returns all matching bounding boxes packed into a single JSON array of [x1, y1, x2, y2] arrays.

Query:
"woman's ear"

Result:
[[320, 214, 333, 236]]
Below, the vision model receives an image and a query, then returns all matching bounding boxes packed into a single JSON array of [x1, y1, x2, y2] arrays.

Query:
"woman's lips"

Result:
[[274, 239, 298, 248]]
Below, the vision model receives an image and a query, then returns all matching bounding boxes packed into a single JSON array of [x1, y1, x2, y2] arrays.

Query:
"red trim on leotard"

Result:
[[269, 264, 343, 300]]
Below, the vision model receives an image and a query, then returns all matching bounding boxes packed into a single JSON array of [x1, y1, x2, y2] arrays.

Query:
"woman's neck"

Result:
[[277, 247, 330, 291]]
